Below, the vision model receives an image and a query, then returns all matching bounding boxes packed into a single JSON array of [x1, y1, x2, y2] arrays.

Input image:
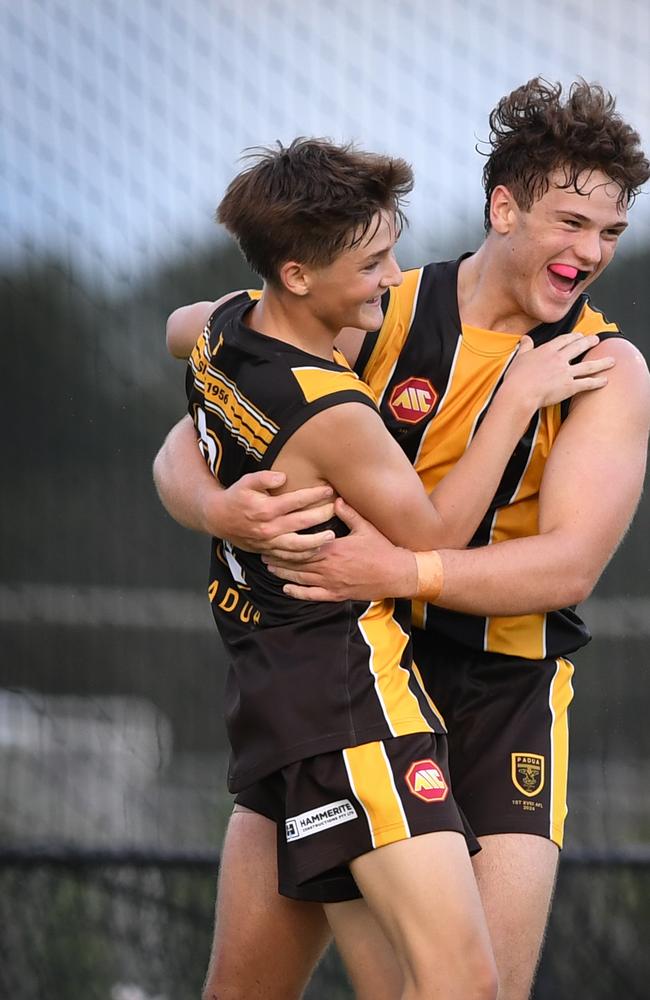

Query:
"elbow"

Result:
[[564, 575, 595, 607], [531, 562, 596, 611], [561, 562, 602, 607], [152, 445, 168, 500], [540, 530, 604, 608], [533, 572, 592, 612], [152, 446, 162, 482], [165, 310, 185, 358]]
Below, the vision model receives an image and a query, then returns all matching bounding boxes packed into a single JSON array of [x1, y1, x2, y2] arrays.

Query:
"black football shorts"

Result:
[[411, 630, 574, 849], [235, 730, 478, 902]]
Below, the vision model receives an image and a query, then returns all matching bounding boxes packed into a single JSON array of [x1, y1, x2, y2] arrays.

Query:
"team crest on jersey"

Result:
[[405, 759, 448, 802], [388, 377, 438, 424], [511, 753, 545, 797]]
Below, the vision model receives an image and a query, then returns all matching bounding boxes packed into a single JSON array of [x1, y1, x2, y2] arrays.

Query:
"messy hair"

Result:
[[217, 137, 413, 283], [481, 77, 650, 231]]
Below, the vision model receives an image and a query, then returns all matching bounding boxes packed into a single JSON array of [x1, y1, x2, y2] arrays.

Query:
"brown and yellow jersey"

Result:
[[354, 256, 622, 660], [187, 292, 445, 792]]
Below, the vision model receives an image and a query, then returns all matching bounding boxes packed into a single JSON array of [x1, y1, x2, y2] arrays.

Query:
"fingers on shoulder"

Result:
[[558, 332, 600, 360]]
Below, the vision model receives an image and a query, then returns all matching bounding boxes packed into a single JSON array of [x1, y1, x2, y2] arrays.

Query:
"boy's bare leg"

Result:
[[330, 831, 498, 1000], [203, 806, 556, 1000], [202, 807, 330, 1000], [473, 834, 559, 1000], [330, 831, 560, 1000], [204, 806, 428, 1000], [325, 898, 404, 1000]]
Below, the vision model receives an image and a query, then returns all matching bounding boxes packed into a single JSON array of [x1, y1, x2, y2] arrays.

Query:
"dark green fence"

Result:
[[1, 849, 648, 1000]]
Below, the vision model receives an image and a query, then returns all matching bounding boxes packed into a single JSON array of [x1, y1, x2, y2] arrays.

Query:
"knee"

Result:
[[412, 946, 498, 1000], [478, 964, 499, 1000], [462, 948, 499, 1000]]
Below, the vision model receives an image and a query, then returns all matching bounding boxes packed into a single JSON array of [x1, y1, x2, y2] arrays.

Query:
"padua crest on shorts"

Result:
[[405, 759, 449, 802], [511, 753, 545, 797]]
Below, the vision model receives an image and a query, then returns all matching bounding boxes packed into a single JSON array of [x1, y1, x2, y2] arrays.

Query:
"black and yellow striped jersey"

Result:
[[354, 256, 622, 660], [187, 292, 445, 793]]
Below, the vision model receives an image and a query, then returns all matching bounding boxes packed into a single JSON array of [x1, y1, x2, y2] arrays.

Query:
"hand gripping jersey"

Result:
[[354, 256, 623, 661], [187, 293, 445, 793]]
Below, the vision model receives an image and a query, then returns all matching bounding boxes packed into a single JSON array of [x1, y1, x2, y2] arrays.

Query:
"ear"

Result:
[[490, 184, 519, 234], [279, 260, 310, 296]]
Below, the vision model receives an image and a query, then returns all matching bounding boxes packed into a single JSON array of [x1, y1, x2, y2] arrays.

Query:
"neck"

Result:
[[458, 241, 534, 335], [245, 289, 337, 360]]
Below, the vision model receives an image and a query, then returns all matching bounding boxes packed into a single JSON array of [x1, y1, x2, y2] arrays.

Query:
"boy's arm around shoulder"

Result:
[[153, 415, 337, 550], [434, 337, 650, 613]]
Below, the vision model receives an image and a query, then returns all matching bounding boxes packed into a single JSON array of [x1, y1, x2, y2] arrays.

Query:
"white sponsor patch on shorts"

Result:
[[285, 799, 358, 842]]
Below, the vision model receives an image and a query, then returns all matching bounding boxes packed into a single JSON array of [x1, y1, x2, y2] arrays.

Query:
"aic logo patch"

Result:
[[405, 759, 449, 802], [511, 753, 545, 797], [388, 377, 438, 424]]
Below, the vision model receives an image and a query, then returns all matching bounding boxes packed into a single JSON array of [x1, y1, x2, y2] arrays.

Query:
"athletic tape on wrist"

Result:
[[414, 551, 444, 602]]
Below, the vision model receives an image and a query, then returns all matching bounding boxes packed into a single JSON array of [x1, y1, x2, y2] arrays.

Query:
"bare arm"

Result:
[[270, 339, 649, 611], [153, 415, 337, 550], [166, 301, 219, 359], [433, 338, 650, 613]]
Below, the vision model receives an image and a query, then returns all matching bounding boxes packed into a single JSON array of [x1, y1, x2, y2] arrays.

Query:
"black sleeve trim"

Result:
[[206, 292, 252, 348]]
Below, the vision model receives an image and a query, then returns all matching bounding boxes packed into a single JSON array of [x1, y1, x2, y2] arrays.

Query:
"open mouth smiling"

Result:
[[547, 263, 590, 294]]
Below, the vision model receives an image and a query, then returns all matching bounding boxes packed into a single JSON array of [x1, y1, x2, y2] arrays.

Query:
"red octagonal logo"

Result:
[[388, 377, 438, 424], [405, 759, 449, 802]]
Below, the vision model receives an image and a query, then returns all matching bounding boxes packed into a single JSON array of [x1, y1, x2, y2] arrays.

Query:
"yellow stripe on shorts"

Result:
[[549, 657, 575, 848], [343, 742, 409, 848]]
